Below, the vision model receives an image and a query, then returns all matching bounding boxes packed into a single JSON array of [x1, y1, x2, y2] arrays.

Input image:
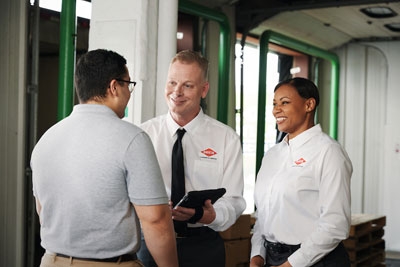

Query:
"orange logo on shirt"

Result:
[[294, 158, 306, 165], [201, 148, 217, 157]]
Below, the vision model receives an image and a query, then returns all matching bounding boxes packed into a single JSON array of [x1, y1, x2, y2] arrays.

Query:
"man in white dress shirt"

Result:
[[138, 50, 246, 267]]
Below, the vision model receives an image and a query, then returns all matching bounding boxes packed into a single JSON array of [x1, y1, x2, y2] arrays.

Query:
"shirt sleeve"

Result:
[[250, 210, 266, 261], [288, 143, 352, 267], [125, 132, 169, 205], [207, 132, 246, 232]]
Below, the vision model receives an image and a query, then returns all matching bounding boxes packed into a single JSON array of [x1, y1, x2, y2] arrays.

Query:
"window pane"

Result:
[[235, 43, 279, 214]]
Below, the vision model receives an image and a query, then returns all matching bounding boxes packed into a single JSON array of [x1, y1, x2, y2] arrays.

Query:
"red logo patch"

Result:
[[201, 148, 217, 157], [294, 158, 306, 165]]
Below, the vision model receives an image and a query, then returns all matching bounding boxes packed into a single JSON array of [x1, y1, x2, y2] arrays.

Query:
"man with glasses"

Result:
[[116, 78, 136, 93], [31, 49, 178, 267]]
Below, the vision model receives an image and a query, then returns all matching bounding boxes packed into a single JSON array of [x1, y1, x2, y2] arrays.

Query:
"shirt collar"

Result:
[[283, 124, 322, 148], [74, 104, 118, 117], [166, 108, 204, 137]]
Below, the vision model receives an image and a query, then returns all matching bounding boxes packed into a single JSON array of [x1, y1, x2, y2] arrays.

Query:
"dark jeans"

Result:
[[138, 227, 225, 267], [265, 241, 350, 267]]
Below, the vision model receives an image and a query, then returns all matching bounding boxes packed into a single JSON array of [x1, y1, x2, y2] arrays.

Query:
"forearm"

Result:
[[143, 223, 178, 267], [136, 204, 178, 267], [250, 255, 264, 267]]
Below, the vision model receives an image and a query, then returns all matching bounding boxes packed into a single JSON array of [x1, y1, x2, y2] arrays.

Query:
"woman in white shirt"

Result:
[[250, 77, 352, 267]]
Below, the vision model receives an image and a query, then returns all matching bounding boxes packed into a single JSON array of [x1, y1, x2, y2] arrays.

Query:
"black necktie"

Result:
[[171, 128, 186, 233]]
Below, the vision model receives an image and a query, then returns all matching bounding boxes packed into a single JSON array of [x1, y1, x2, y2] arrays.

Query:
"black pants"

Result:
[[137, 227, 225, 267], [265, 241, 350, 267]]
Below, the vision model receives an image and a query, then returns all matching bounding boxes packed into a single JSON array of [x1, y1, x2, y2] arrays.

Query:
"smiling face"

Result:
[[273, 84, 316, 140], [165, 60, 209, 126]]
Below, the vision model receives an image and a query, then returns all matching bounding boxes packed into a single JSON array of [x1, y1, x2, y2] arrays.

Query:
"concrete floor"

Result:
[[387, 251, 400, 267], [386, 259, 400, 267]]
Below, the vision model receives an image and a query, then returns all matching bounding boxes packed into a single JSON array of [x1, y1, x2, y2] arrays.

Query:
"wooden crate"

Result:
[[345, 214, 386, 267]]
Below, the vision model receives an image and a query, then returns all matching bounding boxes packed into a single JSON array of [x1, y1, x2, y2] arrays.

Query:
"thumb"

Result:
[[204, 199, 213, 207]]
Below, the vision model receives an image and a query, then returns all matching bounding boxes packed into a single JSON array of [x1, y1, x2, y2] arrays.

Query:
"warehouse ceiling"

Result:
[[189, 0, 400, 50], [40, 0, 400, 51]]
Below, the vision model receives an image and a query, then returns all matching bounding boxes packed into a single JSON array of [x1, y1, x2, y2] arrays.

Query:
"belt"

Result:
[[175, 226, 214, 238], [264, 240, 300, 254], [55, 253, 137, 263]]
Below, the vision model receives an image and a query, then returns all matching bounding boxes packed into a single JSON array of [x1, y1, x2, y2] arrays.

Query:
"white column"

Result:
[[155, 0, 178, 116], [89, 0, 162, 124], [0, 0, 28, 266]]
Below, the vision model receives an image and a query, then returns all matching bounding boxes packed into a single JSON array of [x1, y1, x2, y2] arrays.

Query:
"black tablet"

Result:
[[174, 188, 226, 209]]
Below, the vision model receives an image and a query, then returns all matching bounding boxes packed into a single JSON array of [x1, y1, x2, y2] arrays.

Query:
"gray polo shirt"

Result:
[[31, 104, 168, 258]]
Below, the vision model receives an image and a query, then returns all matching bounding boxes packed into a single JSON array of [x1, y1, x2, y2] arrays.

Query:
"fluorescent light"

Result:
[[360, 6, 397, 19], [385, 23, 400, 32]]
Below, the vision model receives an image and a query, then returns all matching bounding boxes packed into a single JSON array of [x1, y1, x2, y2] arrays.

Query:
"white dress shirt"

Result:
[[141, 109, 246, 231], [251, 124, 352, 267]]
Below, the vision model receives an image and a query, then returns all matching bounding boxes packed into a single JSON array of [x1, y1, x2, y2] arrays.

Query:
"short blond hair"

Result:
[[171, 50, 209, 80]]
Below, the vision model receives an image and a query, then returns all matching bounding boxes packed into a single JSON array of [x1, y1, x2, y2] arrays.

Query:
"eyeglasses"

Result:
[[116, 79, 137, 93]]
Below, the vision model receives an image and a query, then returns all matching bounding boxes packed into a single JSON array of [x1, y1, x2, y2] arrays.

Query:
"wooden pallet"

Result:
[[347, 240, 385, 261], [344, 228, 384, 248], [350, 249, 386, 267], [349, 214, 386, 237], [345, 214, 386, 267]]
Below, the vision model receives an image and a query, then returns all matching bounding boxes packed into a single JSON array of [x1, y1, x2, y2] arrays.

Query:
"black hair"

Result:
[[75, 49, 127, 103], [274, 77, 320, 107]]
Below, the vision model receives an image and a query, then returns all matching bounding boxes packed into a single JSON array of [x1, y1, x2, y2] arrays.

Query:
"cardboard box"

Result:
[[250, 215, 256, 228], [224, 238, 250, 267], [220, 214, 251, 240]]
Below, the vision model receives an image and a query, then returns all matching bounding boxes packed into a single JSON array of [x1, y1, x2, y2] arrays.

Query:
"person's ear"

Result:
[[201, 82, 210, 99], [306, 98, 316, 112], [109, 79, 118, 96]]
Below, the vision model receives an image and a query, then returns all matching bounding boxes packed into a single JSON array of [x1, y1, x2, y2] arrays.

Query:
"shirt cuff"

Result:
[[207, 208, 223, 229], [287, 250, 307, 267], [250, 246, 266, 261]]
